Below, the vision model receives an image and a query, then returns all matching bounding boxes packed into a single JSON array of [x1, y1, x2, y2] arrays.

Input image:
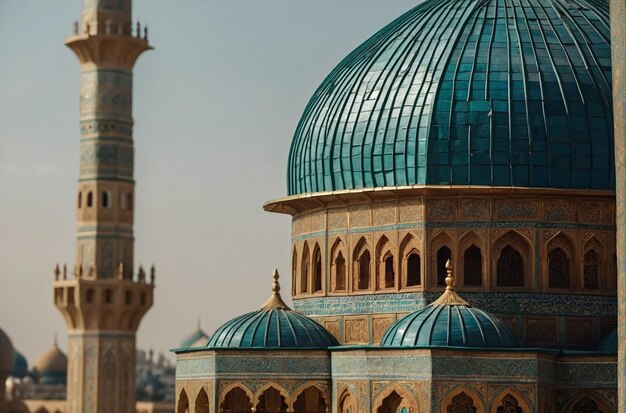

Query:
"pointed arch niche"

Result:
[[312, 243, 323, 293], [338, 390, 356, 413], [566, 393, 612, 413], [373, 386, 418, 413], [293, 385, 328, 413], [582, 237, 604, 291], [220, 386, 252, 413], [441, 387, 485, 413], [301, 242, 310, 295], [490, 389, 531, 413], [195, 387, 209, 413], [353, 237, 372, 291], [458, 231, 485, 287], [430, 232, 453, 287], [330, 238, 347, 292], [399, 233, 421, 289], [376, 235, 395, 290], [177, 389, 190, 413], [546, 233, 575, 290], [493, 231, 531, 288], [256, 386, 288, 413]]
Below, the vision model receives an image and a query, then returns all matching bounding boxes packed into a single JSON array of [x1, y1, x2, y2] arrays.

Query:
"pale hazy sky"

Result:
[[0, 0, 418, 363]]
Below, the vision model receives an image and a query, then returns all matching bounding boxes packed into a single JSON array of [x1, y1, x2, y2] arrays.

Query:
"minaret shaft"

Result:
[[53, 1, 153, 413]]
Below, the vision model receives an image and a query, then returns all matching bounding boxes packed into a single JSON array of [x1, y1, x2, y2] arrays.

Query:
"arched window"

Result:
[[446, 392, 477, 413], [334, 252, 346, 291], [87, 191, 93, 207], [104, 289, 113, 304], [437, 246, 452, 286], [496, 394, 522, 413], [339, 393, 355, 413], [195, 388, 209, 413], [102, 191, 112, 208], [584, 250, 599, 289], [294, 387, 326, 413], [78, 191, 82, 208], [406, 252, 420, 286], [177, 389, 190, 413], [301, 243, 310, 294], [221, 388, 252, 413], [257, 388, 287, 413], [127, 192, 133, 210], [377, 391, 402, 413], [358, 250, 371, 290], [571, 397, 605, 413], [548, 247, 570, 288], [313, 245, 322, 293], [384, 254, 395, 288], [497, 246, 524, 287], [463, 245, 482, 286]]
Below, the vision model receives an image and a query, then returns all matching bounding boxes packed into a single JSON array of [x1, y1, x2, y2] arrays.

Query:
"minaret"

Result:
[[52, 1, 154, 412]]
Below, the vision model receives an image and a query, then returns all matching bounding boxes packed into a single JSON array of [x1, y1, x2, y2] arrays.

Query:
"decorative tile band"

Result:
[[292, 292, 617, 317], [292, 221, 615, 242]]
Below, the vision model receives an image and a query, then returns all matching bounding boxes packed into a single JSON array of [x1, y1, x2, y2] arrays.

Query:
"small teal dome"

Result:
[[206, 271, 338, 349], [598, 328, 617, 352], [381, 262, 516, 348], [288, 0, 613, 195], [12, 350, 28, 378]]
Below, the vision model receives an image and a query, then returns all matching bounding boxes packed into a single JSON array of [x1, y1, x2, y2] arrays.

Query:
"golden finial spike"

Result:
[[272, 268, 280, 293], [445, 258, 454, 291], [260, 269, 291, 310], [430, 258, 469, 306]]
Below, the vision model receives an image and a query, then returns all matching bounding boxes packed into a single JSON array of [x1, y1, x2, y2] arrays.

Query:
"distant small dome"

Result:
[[381, 261, 517, 349], [0, 327, 14, 376], [11, 350, 28, 378], [206, 270, 339, 349], [598, 328, 617, 353], [35, 340, 67, 385], [180, 323, 209, 348]]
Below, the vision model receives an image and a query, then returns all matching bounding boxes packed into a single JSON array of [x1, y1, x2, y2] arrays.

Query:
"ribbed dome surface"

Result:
[[381, 303, 517, 348], [288, 0, 613, 195], [206, 308, 339, 349]]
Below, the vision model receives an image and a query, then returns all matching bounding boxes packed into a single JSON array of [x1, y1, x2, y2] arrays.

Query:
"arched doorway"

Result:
[[256, 387, 287, 413], [293, 386, 327, 413], [221, 387, 252, 413], [195, 387, 209, 413]]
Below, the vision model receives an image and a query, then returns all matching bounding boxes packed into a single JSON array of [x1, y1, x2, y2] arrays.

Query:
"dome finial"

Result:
[[272, 268, 280, 293], [430, 258, 469, 306], [260, 269, 291, 310], [445, 259, 454, 291]]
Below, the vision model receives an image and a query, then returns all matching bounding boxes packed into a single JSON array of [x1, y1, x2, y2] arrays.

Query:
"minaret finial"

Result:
[[260, 269, 291, 310], [197, 318, 201, 330], [430, 258, 469, 306], [54, 332, 58, 347]]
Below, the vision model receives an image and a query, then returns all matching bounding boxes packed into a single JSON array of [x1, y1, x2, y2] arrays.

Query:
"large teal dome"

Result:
[[288, 0, 613, 195], [206, 271, 338, 349]]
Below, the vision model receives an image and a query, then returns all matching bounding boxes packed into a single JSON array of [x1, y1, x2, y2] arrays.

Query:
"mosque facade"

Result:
[[175, 0, 620, 412]]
